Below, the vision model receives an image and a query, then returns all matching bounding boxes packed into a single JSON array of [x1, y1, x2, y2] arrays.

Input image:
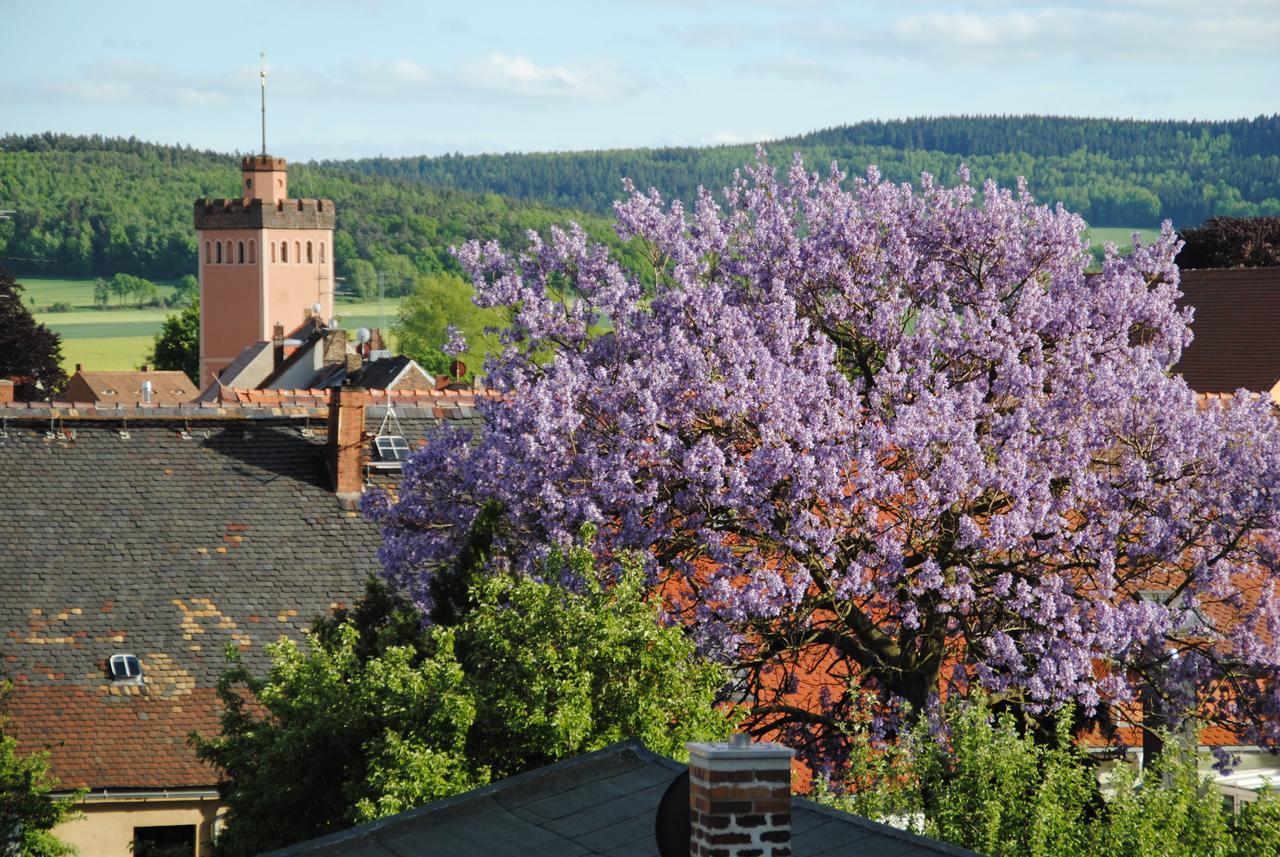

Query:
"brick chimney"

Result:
[[327, 386, 371, 510], [0, 379, 13, 405], [688, 734, 793, 857]]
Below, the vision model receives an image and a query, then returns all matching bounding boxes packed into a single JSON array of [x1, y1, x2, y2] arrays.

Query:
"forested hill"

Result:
[[0, 133, 631, 289], [4, 117, 1279, 282], [324, 115, 1280, 229]]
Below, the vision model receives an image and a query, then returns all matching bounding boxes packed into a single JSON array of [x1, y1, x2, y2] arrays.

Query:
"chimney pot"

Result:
[[140, 364, 150, 372], [75, 363, 83, 372], [687, 737, 793, 857]]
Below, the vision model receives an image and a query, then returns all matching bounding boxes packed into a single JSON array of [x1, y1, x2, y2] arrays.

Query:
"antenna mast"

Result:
[[259, 49, 267, 156]]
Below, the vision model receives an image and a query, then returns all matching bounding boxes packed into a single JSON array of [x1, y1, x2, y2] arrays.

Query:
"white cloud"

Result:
[[459, 53, 634, 105], [836, 3, 1280, 64], [28, 60, 238, 107], [2, 51, 641, 111], [667, 1, 1280, 67]]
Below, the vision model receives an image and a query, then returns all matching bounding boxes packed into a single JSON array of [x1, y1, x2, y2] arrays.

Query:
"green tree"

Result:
[[1, 685, 82, 857], [170, 274, 198, 308], [107, 273, 157, 308], [194, 531, 733, 856], [346, 258, 377, 299], [817, 699, 1280, 857], [0, 269, 67, 400], [458, 532, 734, 779], [392, 273, 504, 377], [148, 301, 199, 382]]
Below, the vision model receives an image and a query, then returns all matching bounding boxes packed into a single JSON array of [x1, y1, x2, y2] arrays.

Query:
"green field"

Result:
[[16, 275, 403, 372], [19, 277, 173, 371], [1084, 226, 1162, 248]]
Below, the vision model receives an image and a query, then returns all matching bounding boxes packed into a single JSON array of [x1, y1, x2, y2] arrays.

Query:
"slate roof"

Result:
[[1175, 267, 1280, 396], [350, 357, 433, 392], [264, 740, 978, 857], [0, 395, 486, 791]]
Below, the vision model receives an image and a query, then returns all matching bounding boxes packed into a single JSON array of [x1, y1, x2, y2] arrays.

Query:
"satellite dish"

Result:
[[450, 359, 467, 379], [355, 327, 371, 345], [311, 301, 323, 316], [654, 770, 689, 857]]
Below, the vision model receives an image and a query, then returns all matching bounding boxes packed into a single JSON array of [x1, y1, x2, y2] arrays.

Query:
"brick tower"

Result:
[[194, 156, 336, 384]]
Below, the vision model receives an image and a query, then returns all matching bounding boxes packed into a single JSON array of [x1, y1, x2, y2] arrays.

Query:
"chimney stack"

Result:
[[0, 379, 13, 405], [687, 735, 793, 857], [272, 323, 286, 367], [140, 380, 153, 405], [327, 386, 371, 510]]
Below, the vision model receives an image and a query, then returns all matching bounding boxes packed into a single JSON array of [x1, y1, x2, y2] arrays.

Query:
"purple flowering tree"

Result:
[[370, 154, 1280, 763]]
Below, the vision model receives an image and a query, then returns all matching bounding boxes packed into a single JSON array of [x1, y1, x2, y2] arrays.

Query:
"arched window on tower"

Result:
[[248, 240, 256, 263], [237, 241, 245, 264], [281, 241, 288, 263], [271, 241, 277, 263], [205, 241, 212, 264], [306, 241, 313, 264], [294, 241, 301, 264], [215, 241, 222, 264], [319, 242, 326, 264]]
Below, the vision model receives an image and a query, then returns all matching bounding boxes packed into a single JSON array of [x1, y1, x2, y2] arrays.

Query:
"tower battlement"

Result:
[[194, 197, 336, 231], [242, 154, 288, 172]]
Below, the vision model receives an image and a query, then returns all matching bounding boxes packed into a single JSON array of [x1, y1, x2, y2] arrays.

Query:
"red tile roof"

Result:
[[3, 685, 223, 789], [1175, 268, 1280, 396]]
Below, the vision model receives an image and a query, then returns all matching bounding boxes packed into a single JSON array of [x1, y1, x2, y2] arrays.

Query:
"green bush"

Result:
[[816, 699, 1280, 857]]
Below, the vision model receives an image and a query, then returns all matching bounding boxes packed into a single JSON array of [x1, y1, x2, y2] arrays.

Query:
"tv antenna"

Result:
[[259, 49, 268, 156]]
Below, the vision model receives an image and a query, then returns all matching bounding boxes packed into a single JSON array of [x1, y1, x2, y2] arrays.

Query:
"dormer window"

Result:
[[372, 435, 410, 470], [109, 653, 143, 683]]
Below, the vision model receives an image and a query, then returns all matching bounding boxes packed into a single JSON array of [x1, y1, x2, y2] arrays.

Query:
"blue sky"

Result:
[[3, 0, 1277, 161]]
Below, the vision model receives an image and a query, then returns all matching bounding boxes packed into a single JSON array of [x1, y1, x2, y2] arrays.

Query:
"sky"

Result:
[[2, 0, 1277, 161]]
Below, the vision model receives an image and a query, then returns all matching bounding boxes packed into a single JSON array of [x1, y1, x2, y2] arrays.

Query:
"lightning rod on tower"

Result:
[[259, 49, 268, 156]]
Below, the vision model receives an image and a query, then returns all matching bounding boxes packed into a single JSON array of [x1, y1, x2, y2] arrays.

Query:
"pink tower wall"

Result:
[[198, 229, 264, 384], [262, 228, 335, 341]]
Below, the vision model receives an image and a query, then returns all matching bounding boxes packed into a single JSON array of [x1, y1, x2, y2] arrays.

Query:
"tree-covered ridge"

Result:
[[6, 117, 1279, 282], [325, 115, 1280, 228], [0, 133, 634, 287]]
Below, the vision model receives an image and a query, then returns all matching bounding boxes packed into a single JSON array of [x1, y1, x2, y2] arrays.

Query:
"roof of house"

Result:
[[67, 370, 198, 406], [0, 395, 486, 790], [263, 740, 977, 857], [210, 340, 273, 393], [1175, 267, 1280, 397], [350, 356, 430, 391]]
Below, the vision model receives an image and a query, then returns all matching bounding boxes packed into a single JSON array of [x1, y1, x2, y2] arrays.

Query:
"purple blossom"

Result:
[[442, 324, 468, 358], [371, 152, 1280, 764]]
